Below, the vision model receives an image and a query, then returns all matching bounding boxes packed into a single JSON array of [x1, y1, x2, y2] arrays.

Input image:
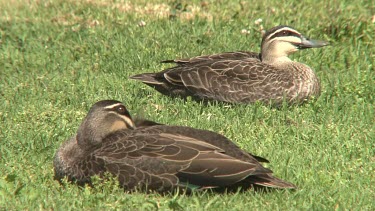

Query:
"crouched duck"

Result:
[[54, 100, 296, 192], [130, 25, 329, 105]]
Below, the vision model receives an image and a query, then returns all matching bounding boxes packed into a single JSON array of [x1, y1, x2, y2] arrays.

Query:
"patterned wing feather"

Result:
[[162, 51, 260, 65], [177, 151, 271, 187], [75, 129, 263, 191], [176, 59, 295, 103], [74, 127, 276, 191], [146, 125, 269, 164]]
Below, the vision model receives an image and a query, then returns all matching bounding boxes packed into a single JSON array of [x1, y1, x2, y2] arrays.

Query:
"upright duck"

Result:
[[130, 25, 329, 105], [54, 100, 296, 192]]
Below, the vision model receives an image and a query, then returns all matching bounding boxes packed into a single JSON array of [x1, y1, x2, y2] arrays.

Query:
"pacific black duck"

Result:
[[130, 25, 329, 105], [54, 100, 296, 192]]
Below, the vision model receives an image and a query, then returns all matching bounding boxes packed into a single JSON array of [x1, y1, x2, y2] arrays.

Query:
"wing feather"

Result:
[[74, 127, 274, 191]]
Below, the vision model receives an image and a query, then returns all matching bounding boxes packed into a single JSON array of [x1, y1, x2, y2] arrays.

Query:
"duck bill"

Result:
[[297, 37, 329, 49]]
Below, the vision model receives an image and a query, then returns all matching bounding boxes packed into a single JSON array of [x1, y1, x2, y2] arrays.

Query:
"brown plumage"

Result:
[[130, 25, 329, 106], [54, 100, 296, 192]]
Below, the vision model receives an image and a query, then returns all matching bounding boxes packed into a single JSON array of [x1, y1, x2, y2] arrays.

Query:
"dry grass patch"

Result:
[[71, 0, 213, 20]]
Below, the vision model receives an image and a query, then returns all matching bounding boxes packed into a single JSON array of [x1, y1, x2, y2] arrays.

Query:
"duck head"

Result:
[[260, 25, 329, 64], [76, 100, 135, 149]]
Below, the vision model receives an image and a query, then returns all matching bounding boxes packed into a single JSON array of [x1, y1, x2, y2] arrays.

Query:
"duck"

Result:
[[130, 25, 329, 105], [54, 100, 296, 192]]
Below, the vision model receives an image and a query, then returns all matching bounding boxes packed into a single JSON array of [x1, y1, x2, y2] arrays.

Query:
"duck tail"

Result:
[[249, 174, 297, 189], [130, 73, 163, 85]]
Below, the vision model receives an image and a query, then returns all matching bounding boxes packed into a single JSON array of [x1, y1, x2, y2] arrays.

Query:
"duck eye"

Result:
[[116, 105, 127, 115], [284, 31, 292, 36]]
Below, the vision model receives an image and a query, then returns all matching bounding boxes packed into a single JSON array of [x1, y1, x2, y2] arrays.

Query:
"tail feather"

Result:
[[130, 73, 163, 85], [249, 174, 297, 189], [161, 59, 178, 63]]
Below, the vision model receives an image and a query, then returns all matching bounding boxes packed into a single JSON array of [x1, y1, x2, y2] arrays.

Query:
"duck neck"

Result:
[[76, 118, 103, 151], [261, 55, 292, 67]]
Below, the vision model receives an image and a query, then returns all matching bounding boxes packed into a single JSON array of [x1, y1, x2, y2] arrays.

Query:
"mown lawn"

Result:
[[1, 0, 374, 210]]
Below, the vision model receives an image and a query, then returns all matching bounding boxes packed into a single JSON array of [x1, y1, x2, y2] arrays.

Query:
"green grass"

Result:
[[1, 0, 374, 210]]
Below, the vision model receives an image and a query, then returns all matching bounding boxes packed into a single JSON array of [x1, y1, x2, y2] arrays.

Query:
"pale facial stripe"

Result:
[[105, 103, 135, 129], [104, 103, 123, 109], [115, 113, 135, 129], [271, 36, 302, 44], [267, 27, 301, 40]]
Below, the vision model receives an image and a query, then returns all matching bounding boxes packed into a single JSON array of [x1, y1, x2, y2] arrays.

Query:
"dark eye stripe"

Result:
[[269, 30, 300, 40], [116, 105, 131, 117], [105, 106, 131, 118]]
